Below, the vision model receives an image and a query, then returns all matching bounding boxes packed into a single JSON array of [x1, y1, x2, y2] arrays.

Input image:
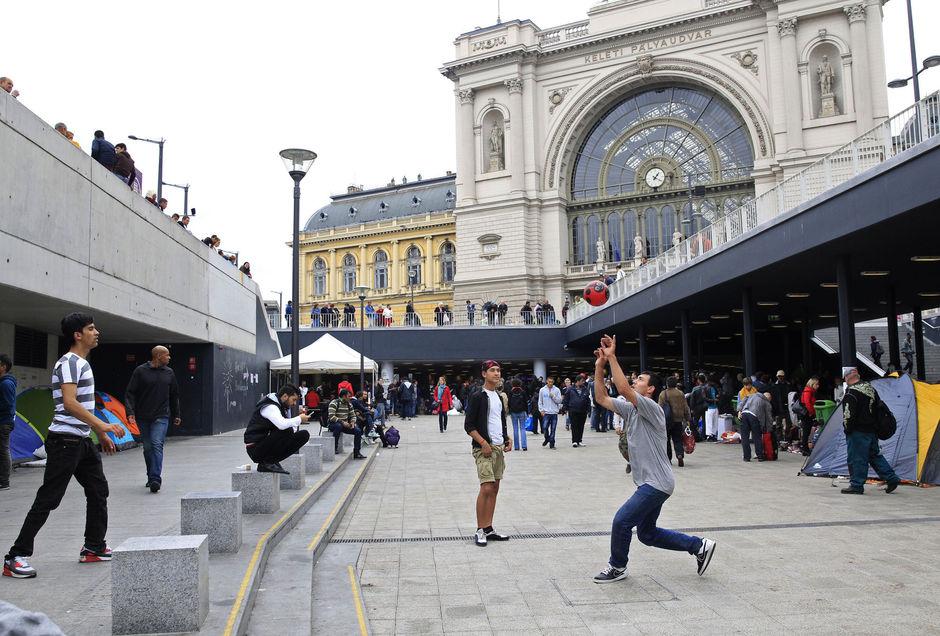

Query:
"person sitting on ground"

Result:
[[243, 384, 311, 474], [327, 389, 365, 459], [238, 261, 252, 278]]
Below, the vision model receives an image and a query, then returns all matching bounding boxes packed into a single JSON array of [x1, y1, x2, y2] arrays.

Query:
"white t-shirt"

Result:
[[483, 388, 504, 445]]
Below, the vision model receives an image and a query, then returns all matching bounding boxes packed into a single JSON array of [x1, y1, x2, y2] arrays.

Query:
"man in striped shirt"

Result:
[[3, 313, 124, 579]]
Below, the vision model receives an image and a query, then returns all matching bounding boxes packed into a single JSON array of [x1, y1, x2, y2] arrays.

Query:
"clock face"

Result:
[[645, 167, 666, 188]]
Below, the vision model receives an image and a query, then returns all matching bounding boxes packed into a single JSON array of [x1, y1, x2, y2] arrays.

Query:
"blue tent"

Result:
[[10, 413, 44, 461], [94, 407, 136, 449]]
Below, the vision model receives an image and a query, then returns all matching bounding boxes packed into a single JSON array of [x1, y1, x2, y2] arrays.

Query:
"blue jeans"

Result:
[[609, 484, 702, 569], [510, 412, 528, 450], [138, 417, 169, 485], [846, 431, 900, 491], [543, 413, 558, 448], [374, 403, 387, 426]]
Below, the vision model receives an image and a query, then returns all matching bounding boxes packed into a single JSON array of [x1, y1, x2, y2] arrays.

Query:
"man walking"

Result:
[[4, 313, 124, 578], [658, 376, 690, 466], [244, 384, 311, 473], [840, 367, 900, 495], [327, 389, 366, 459], [0, 354, 15, 491], [563, 374, 591, 448], [538, 376, 563, 449], [125, 346, 180, 493], [901, 334, 914, 375], [738, 391, 772, 462], [870, 336, 884, 370], [464, 360, 511, 547], [591, 334, 716, 583]]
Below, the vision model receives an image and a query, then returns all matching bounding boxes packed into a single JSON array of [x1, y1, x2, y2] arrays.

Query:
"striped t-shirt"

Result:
[[49, 352, 94, 437]]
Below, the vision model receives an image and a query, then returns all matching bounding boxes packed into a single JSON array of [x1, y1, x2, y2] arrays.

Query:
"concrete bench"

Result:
[[312, 435, 336, 462], [279, 454, 305, 490], [112, 535, 209, 634], [180, 491, 242, 554], [299, 443, 323, 474], [231, 468, 280, 514]]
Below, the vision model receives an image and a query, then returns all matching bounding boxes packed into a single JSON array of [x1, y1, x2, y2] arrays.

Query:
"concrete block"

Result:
[[279, 454, 305, 490], [231, 469, 280, 514], [313, 436, 336, 462], [180, 491, 242, 554], [112, 535, 209, 634], [300, 443, 323, 474]]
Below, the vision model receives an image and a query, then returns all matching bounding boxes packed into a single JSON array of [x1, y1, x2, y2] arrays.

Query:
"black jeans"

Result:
[[739, 413, 764, 461], [9, 433, 109, 557], [332, 423, 362, 454], [438, 410, 448, 432], [570, 411, 587, 444], [246, 428, 310, 465], [800, 415, 815, 456], [0, 423, 12, 487], [665, 421, 685, 460]]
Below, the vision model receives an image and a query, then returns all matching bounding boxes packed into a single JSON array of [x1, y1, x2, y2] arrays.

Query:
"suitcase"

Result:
[[762, 430, 778, 461]]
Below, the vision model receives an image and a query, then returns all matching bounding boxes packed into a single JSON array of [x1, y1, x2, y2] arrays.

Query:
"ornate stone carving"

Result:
[[504, 77, 523, 94], [548, 87, 573, 114], [471, 35, 508, 53], [457, 88, 474, 105], [595, 237, 605, 265], [637, 54, 654, 75], [488, 122, 505, 171], [816, 55, 840, 117], [776, 17, 798, 38], [730, 49, 759, 75], [843, 3, 867, 23]]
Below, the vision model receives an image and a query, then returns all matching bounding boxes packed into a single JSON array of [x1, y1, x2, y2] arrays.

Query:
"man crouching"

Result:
[[244, 384, 311, 474]]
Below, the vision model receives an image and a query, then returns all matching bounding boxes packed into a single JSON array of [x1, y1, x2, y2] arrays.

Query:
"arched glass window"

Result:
[[571, 217, 585, 265], [607, 212, 622, 262], [440, 242, 456, 283], [373, 250, 388, 290], [406, 246, 422, 286], [570, 86, 754, 201], [587, 215, 601, 262], [696, 200, 716, 233], [313, 258, 326, 296], [644, 207, 659, 256], [342, 254, 357, 293], [660, 205, 676, 251], [679, 202, 694, 239], [622, 209, 637, 258]]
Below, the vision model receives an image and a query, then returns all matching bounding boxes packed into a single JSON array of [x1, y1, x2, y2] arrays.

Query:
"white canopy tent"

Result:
[[269, 333, 378, 375]]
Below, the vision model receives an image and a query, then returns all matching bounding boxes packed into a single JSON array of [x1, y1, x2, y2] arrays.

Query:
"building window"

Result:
[[644, 207, 659, 256], [571, 217, 585, 265], [440, 242, 456, 283], [374, 250, 388, 290], [406, 246, 422, 286], [587, 214, 600, 262], [342, 254, 357, 293], [313, 258, 326, 296], [607, 212, 622, 262], [14, 326, 47, 369]]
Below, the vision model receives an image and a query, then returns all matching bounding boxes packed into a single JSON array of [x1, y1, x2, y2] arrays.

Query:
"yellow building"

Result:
[[297, 174, 457, 325]]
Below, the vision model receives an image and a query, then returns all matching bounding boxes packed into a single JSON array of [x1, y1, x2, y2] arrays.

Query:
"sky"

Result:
[[3, 1, 938, 303]]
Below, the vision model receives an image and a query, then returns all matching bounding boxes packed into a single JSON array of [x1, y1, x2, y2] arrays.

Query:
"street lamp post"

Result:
[[886, 1, 940, 101], [280, 148, 318, 389], [408, 268, 417, 325], [127, 135, 165, 202], [162, 181, 189, 216], [355, 285, 370, 393]]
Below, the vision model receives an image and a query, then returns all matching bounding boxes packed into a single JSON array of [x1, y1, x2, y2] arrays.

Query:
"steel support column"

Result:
[[886, 285, 901, 371], [836, 256, 856, 370], [638, 324, 649, 372], [913, 307, 926, 379], [742, 287, 756, 376], [681, 310, 692, 389]]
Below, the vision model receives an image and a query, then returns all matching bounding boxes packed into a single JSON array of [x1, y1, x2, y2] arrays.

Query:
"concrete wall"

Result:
[[0, 89, 258, 352]]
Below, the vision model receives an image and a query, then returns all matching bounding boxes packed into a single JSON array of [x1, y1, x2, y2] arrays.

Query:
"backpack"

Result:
[[661, 399, 673, 425], [874, 399, 897, 440], [385, 426, 400, 446], [791, 392, 808, 418]]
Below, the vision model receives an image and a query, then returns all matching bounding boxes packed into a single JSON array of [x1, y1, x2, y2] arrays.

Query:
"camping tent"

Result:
[[10, 413, 44, 461], [801, 374, 940, 484], [269, 333, 378, 374]]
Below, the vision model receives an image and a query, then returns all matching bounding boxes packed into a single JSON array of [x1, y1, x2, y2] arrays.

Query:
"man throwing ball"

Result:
[[592, 335, 716, 583]]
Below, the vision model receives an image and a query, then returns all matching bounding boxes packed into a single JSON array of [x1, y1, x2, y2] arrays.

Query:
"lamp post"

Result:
[[127, 135, 165, 202], [280, 148, 318, 389], [162, 181, 189, 216], [355, 285, 370, 393], [408, 267, 417, 325], [886, 1, 940, 101]]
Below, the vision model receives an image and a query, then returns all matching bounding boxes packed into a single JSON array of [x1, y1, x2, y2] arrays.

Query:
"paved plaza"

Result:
[[337, 415, 940, 635]]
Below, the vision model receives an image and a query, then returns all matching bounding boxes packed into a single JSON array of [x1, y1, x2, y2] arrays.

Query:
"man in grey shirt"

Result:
[[592, 334, 717, 583], [738, 391, 773, 462]]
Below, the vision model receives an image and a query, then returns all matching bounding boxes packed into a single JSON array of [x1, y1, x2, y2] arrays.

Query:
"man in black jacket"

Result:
[[464, 360, 512, 547], [840, 367, 900, 495], [563, 374, 592, 448], [112, 143, 135, 187], [244, 385, 311, 473], [125, 346, 180, 493]]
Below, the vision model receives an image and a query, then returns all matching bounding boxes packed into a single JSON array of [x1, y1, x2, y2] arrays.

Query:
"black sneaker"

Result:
[[3, 555, 36, 578], [677, 457, 684, 467], [149, 481, 160, 493], [79, 545, 112, 563], [0, 484, 9, 491], [840, 487, 864, 495], [696, 538, 716, 576], [353, 453, 367, 459], [886, 481, 900, 494], [485, 530, 510, 541], [257, 463, 289, 475], [473, 529, 487, 547], [593, 564, 628, 583]]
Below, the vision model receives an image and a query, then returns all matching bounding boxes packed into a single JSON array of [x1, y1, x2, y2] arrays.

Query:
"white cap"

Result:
[[841, 366, 858, 379]]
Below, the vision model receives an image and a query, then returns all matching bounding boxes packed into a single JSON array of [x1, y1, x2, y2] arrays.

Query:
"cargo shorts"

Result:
[[472, 445, 505, 484]]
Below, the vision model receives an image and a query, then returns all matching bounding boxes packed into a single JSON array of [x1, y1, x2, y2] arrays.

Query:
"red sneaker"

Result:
[[79, 546, 112, 563], [3, 555, 37, 578]]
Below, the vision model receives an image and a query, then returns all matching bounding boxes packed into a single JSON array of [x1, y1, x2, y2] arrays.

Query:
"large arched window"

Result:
[[406, 246, 422, 286], [661, 205, 676, 251], [313, 258, 326, 296], [342, 254, 356, 293], [570, 86, 755, 200], [440, 242, 456, 283], [607, 212, 622, 262], [587, 215, 601, 263], [622, 209, 637, 258], [644, 207, 659, 256], [571, 217, 585, 265], [373, 250, 388, 290]]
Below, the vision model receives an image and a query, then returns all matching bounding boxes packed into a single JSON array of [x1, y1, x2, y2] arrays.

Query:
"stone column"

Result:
[[777, 17, 804, 154], [864, 0, 889, 122], [425, 235, 434, 289], [327, 248, 336, 298], [505, 77, 525, 194], [521, 66, 538, 193], [455, 88, 476, 205], [358, 244, 367, 289], [389, 240, 399, 292], [845, 3, 873, 133]]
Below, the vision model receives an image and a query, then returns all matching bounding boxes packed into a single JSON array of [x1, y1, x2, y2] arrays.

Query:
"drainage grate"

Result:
[[330, 516, 940, 545]]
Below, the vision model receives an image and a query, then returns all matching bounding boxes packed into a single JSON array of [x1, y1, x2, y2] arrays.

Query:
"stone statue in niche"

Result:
[[488, 122, 505, 171], [673, 230, 683, 247], [596, 237, 605, 265], [816, 55, 840, 118], [634, 234, 645, 266]]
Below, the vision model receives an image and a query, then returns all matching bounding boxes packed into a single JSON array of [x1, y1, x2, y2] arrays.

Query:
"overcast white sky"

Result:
[[3, 1, 938, 302]]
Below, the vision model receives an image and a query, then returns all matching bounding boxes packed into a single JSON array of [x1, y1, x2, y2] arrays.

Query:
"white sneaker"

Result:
[[593, 563, 628, 583], [473, 528, 487, 547], [696, 538, 716, 576]]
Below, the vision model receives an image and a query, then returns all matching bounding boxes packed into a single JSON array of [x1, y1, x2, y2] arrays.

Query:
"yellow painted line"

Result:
[[348, 565, 369, 636], [222, 470, 333, 636], [307, 452, 374, 551]]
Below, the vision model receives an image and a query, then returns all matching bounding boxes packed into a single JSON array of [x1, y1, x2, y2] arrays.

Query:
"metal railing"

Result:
[[300, 311, 566, 330], [568, 92, 940, 324]]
